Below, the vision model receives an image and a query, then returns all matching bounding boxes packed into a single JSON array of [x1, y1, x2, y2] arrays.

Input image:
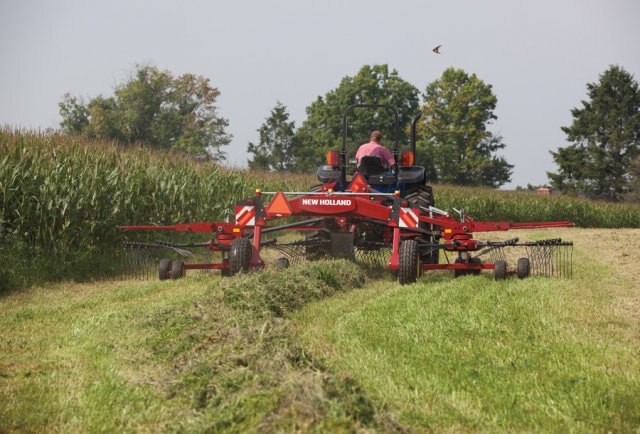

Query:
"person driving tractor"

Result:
[[355, 130, 395, 169]]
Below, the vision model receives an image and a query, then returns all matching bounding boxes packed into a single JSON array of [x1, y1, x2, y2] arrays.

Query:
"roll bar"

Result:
[[340, 104, 400, 185], [410, 111, 422, 155]]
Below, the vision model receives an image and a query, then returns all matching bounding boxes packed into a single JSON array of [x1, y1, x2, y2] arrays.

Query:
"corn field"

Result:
[[435, 185, 640, 227], [0, 130, 282, 255]]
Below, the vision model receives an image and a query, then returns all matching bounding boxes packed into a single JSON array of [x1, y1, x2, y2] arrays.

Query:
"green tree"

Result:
[[58, 94, 89, 134], [247, 102, 297, 171], [416, 67, 512, 187], [548, 65, 640, 200], [627, 155, 640, 202], [292, 64, 420, 171], [58, 65, 231, 161]]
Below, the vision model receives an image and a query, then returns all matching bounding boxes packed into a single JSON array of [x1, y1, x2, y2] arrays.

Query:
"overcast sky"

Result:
[[1, 0, 639, 188]]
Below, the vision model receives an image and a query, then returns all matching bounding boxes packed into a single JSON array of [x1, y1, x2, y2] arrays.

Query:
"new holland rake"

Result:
[[120, 185, 574, 285]]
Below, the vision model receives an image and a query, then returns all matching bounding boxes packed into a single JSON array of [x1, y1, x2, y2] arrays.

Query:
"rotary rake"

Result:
[[120, 104, 574, 284], [120, 184, 574, 285]]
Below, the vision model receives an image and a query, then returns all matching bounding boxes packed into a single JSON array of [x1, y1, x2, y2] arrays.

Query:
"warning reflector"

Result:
[[399, 207, 419, 228], [348, 173, 369, 193], [235, 205, 256, 226], [266, 192, 293, 216]]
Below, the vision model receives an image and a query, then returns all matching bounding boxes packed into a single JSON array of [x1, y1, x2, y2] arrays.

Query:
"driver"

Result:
[[355, 130, 395, 169]]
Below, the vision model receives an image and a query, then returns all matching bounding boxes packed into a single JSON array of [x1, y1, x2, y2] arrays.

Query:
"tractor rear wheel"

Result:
[[171, 260, 184, 279], [406, 185, 434, 210], [494, 260, 507, 280], [406, 185, 439, 265], [517, 257, 530, 279], [230, 238, 252, 275], [159, 258, 171, 280], [399, 239, 421, 285]]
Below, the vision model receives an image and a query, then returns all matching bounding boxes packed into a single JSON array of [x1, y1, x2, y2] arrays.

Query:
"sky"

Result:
[[1, 0, 639, 188]]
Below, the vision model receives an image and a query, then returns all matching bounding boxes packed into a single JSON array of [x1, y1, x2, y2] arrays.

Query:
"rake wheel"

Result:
[[171, 260, 184, 279], [276, 257, 290, 270], [399, 239, 421, 285], [230, 238, 252, 275], [517, 257, 530, 279], [494, 260, 507, 280], [159, 258, 171, 280]]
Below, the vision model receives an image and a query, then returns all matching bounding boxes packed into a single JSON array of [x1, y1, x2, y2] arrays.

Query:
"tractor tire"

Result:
[[399, 239, 421, 285], [229, 238, 252, 275], [494, 260, 507, 281], [171, 260, 185, 279], [405, 185, 435, 209], [159, 258, 171, 281], [517, 257, 530, 279], [276, 257, 290, 270], [406, 185, 439, 265]]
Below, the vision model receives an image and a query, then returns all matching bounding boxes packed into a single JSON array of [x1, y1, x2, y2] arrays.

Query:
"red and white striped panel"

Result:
[[235, 205, 256, 226], [399, 207, 419, 228]]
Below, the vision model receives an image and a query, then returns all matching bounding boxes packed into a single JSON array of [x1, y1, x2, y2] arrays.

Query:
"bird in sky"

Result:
[[432, 45, 442, 54]]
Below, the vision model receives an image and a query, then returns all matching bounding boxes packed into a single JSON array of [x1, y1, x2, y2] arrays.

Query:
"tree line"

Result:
[[59, 64, 640, 199]]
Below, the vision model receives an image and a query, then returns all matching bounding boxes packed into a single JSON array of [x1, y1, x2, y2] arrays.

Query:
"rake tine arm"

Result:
[[507, 221, 574, 230], [475, 238, 520, 256], [119, 222, 226, 233]]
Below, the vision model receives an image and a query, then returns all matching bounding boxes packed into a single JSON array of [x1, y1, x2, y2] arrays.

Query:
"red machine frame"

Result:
[[120, 173, 573, 277]]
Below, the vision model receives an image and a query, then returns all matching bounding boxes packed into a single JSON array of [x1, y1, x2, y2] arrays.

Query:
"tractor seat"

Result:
[[357, 156, 386, 177]]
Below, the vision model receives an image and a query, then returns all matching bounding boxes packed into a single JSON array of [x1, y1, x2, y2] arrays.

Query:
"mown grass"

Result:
[[2, 229, 639, 432], [0, 260, 407, 433], [294, 229, 640, 433]]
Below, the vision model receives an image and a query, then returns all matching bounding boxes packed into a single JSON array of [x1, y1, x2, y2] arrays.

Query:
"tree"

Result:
[[58, 65, 231, 161], [59, 94, 89, 134], [548, 65, 640, 200], [292, 65, 420, 172], [415, 67, 512, 187], [247, 102, 297, 171], [627, 155, 640, 202]]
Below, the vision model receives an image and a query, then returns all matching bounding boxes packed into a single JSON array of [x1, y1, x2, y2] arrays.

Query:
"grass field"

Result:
[[1, 228, 639, 432], [295, 228, 640, 432]]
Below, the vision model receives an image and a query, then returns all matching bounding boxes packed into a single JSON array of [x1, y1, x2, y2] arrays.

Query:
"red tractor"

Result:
[[121, 104, 573, 284]]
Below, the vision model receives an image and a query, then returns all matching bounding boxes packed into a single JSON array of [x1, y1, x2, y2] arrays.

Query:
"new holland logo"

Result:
[[301, 198, 353, 206]]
